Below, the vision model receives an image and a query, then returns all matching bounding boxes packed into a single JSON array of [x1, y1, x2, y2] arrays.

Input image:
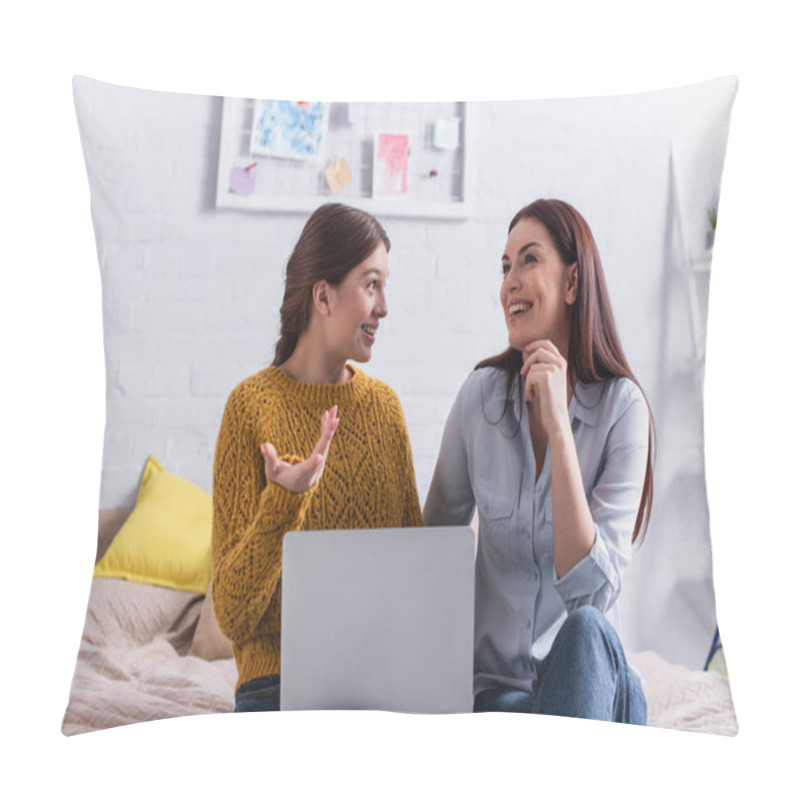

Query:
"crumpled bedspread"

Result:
[[630, 650, 738, 735], [62, 578, 737, 735], [62, 578, 238, 735], [62, 638, 238, 735]]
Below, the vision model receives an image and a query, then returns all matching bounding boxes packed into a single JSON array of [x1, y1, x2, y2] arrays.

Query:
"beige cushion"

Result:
[[99, 503, 232, 660], [84, 576, 203, 653], [97, 508, 133, 562], [189, 581, 234, 660]]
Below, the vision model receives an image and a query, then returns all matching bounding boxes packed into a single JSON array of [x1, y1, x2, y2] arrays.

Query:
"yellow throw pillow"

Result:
[[93, 456, 212, 594]]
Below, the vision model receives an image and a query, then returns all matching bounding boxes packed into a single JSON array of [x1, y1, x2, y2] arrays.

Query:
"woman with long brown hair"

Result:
[[424, 199, 654, 722], [212, 203, 423, 713]]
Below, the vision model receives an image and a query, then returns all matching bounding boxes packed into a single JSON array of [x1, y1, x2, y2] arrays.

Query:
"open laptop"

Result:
[[280, 526, 475, 713]]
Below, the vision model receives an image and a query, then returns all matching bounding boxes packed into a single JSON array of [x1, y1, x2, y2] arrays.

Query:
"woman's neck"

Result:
[[279, 335, 351, 385]]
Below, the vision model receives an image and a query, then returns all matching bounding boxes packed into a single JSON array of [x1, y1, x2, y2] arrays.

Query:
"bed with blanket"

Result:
[[61, 508, 737, 736]]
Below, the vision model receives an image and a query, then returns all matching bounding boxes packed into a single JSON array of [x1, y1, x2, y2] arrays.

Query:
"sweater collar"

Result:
[[266, 363, 370, 406]]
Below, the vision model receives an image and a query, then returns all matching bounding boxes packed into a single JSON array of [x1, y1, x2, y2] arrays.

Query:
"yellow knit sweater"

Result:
[[212, 364, 423, 693]]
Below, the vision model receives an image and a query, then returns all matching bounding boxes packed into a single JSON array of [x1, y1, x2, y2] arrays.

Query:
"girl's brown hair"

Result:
[[477, 199, 655, 543], [273, 203, 390, 366]]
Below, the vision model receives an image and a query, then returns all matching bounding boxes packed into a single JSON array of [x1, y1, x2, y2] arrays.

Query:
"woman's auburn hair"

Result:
[[476, 198, 656, 544], [272, 203, 390, 366]]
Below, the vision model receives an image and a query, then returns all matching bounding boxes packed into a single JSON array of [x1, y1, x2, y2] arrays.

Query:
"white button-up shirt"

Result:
[[423, 367, 650, 695]]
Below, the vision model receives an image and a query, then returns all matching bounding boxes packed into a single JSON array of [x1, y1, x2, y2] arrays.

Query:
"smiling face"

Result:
[[325, 243, 389, 363], [500, 216, 578, 354]]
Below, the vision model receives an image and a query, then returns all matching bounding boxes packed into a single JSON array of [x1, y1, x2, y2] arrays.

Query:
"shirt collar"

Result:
[[486, 369, 604, 429], [570, 380, 604, 427]]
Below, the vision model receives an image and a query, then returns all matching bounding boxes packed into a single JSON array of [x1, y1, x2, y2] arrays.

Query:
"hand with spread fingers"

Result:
[[520, 340, 571, 436], [260, 405, 340, 494]]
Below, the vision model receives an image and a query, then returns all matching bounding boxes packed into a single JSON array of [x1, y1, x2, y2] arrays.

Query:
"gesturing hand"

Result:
[[260, 406, 340, 494], [520, 340, 571, 436]]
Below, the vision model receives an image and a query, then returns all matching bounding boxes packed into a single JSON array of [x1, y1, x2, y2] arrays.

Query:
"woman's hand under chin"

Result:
[[520, 340, 572, 437], [260, 406, 340, 493]]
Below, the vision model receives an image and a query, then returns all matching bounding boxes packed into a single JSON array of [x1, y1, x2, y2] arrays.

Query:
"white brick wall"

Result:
[[77, 77, 734, 666]]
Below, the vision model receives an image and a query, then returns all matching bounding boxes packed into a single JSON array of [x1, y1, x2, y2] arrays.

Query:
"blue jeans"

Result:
[[473, 606, 647, 724], [235, 674, 280, 713]]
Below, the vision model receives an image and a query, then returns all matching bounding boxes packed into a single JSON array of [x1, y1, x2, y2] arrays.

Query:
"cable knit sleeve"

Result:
[[390, 390, 423, 528], [402, 441, 424, 528], [211, 387, 317, 644]]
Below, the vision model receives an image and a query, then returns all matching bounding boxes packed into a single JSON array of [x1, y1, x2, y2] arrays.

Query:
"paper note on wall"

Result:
[[432, 116, 460, 150], [230, 162, 257, 194], [373, 133, 409, 197], [250, 100, 327, 160], [347, 102, 363, 125], [324, 158, 352, 194]]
